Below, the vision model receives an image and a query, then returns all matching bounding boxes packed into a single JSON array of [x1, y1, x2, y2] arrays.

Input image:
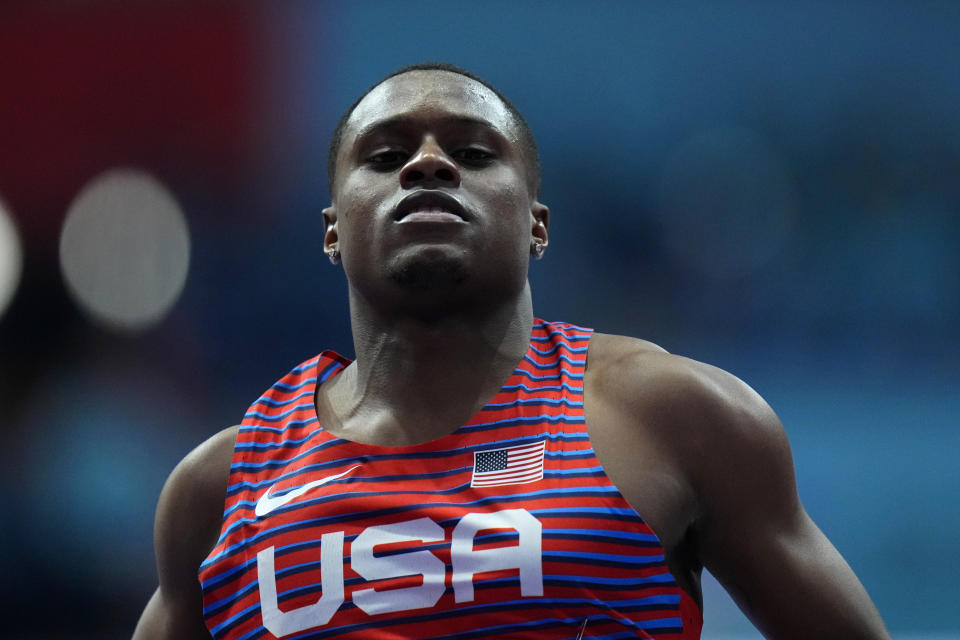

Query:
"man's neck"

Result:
[[317, 284, 535, 446]]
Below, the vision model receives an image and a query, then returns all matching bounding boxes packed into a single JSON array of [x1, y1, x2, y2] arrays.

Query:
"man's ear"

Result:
[[322, 206, 338, 252], [531, 201, 549, 249]]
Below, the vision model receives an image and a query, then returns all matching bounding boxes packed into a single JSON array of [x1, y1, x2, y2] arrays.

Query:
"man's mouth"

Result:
[[393, 190, 469, 223], [397, 210, 465, 223]]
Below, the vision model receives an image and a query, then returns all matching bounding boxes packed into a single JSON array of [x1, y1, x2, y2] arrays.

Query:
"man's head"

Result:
[[323, 63, 548, 316], [328, 62, 540, 199]]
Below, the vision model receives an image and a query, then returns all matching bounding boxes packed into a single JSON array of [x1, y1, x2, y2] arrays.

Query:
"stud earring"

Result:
[[531, 240, 545, 260], [326, 247, 340, 265]]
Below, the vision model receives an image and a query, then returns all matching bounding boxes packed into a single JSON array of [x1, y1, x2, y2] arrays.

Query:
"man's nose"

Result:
[[400, 137, 461, 188]]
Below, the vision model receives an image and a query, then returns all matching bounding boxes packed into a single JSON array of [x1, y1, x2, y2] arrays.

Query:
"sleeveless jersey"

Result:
[[199, 319, 702, 639]]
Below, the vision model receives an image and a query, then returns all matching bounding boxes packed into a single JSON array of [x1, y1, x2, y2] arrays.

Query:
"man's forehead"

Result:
[[344, 70, 516, 144]]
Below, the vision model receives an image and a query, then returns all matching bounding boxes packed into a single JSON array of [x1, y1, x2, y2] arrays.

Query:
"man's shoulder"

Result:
[[155, 425, 239, 567], [158, 425, 238, 531], [586, 332, 781, 446], [177, 425, 238, 485], [137, 427, 239, 639], [587, 331, 737, 405]]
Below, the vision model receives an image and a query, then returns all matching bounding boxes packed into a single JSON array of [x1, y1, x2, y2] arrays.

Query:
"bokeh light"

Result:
[[59, 168, 190, 331], [0, 195, 23, 319]]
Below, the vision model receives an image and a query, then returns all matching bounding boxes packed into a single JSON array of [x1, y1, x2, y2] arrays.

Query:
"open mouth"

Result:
[[393, 190, 469, 223]]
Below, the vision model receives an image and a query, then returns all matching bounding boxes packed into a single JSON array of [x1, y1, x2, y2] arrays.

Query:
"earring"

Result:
[[326, 247, 340, 265], [531, 240, 545, 260]]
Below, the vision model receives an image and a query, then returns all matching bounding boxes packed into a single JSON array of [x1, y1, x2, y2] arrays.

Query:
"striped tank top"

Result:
[[199, 319, 702, 639]]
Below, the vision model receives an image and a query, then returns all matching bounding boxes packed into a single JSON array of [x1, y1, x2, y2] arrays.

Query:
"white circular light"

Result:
[[59, 168, 190, 331], [0, 196, 24, 320]]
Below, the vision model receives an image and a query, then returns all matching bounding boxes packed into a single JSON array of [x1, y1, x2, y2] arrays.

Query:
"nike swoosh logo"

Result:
[[255, 465, 361, 518]]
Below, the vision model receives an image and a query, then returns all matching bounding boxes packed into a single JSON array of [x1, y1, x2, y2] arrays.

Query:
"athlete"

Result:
[[134, 63, 891, 639]]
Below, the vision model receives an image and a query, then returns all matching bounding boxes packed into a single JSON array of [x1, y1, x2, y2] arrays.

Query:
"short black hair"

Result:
[[327, 62, 541, 197]]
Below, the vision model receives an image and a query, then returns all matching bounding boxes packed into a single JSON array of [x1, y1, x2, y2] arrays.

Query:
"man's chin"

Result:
[[388, 255, 468, 292]]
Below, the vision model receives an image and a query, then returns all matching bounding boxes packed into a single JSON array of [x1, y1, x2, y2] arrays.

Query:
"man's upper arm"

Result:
[[133, 426, 237, 640], [688, 368, 890, 638]]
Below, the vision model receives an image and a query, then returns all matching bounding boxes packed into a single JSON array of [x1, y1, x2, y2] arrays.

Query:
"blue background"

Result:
[[1, 2, 957, 637]]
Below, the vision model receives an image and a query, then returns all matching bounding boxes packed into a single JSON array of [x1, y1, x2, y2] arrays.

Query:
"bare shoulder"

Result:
[[585, 332, 795, 581], [586, 332, 792, 499], [586, 334, 891, 637], [133, 425, 238, 639], [166, 424, 238, 503], [156, 425, 239, 564], [588, 333, 783, 442]]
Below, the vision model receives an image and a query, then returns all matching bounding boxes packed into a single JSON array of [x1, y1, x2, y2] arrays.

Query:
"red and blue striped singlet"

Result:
[[199, 319, 702, 639]]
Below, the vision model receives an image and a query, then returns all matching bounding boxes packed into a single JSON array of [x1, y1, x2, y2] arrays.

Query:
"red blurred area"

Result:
[[0, 1, 264, 243]]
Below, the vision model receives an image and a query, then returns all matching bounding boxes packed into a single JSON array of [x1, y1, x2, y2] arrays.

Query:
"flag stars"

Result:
[[476, 450, 509, 473]]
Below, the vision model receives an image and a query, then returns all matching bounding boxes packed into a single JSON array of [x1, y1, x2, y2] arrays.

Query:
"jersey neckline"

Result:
[[305, 318, 571, 452]]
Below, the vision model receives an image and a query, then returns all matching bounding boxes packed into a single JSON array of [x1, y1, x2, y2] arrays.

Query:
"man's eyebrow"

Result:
[[352, 115, 501, 144]]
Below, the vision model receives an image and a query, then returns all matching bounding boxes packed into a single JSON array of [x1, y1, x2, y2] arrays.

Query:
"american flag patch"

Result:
[[471, 440, 545, 487]]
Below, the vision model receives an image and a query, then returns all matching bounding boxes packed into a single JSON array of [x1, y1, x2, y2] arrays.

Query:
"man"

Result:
[[134, 63, 891, 639]]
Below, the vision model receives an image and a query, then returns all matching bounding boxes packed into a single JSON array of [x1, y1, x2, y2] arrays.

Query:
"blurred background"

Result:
[[1, 1, 957, 638]]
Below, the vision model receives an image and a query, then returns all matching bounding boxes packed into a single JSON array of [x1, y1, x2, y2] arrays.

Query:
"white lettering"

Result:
[[450, 509, 543, 602], [352, 517, 446, 615], [254, 510, 544, 632], [257, 531, 345, 637]]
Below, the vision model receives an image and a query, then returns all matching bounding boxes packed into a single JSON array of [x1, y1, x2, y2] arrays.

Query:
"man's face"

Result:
[[325, 70, 547, 305]]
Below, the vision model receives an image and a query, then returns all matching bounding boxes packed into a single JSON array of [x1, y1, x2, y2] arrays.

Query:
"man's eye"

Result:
[[366, 150, 407, 167], [454, 148, 495, 165]]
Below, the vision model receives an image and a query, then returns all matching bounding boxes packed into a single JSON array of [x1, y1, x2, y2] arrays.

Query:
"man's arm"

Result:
[[133, 426, 237, 640], [683, 362, 891, 638], [585, 334, 890, 638]]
